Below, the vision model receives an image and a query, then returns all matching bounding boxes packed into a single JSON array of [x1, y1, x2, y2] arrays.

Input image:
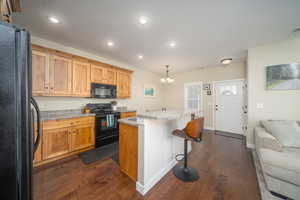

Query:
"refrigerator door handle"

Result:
[[31, 97, 41, 153]]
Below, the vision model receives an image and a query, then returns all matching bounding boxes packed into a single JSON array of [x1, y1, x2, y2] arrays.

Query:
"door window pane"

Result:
[[185, 83, 202, 111]]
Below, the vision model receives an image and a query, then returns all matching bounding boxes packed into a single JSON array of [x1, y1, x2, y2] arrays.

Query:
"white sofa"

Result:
[[255, 120, 300, 200]]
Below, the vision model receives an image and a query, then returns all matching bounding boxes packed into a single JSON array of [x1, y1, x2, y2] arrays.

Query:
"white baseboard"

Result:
[[204, 126, 215, 131], [246, 142, 255, 149], [136, 159, 177, 195]]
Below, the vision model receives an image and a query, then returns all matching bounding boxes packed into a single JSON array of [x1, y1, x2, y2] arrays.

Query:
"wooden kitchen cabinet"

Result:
[[35, 116, 95, 166], [32, 50, 73, 96], [72, 60, 91, 97], [117, 70, 132, 98], [106, 67, 117, 85], [70, 124, 95, 152], [32, 50, 50, 96], [119, 123, 138, 181], [42, 127, 70, 160], [120, 112, 136, 119], [49, 55, 73, 96], [91, 64, 106, 84], [32, 45, 133, 98], [91, 64, 117, 85], [33, 127, 42, 164]]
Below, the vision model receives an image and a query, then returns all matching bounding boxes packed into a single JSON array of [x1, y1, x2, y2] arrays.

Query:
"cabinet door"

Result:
[[43, 127, 70, 160], [50, 55, 72, 96], [117, 71, 131, 98], [33, 128, 42, 164], [91, 64, 106, 84], [106, 68, 117, 85], [119, 123, 138, 181], [32, 50, 50, 96], [72, 61, 91, 97], [70, 124, 94, 152], [123, 73, 131, 98]]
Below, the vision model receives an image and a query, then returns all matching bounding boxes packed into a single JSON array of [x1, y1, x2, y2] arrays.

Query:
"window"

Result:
[[184, 82, 203, 112]]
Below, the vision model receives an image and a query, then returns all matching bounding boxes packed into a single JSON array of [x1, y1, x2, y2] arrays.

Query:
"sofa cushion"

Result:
[[259, 148, 300, 186], [261, 120, 300, 148]]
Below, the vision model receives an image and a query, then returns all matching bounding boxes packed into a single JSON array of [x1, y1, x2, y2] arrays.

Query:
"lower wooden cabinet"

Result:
[[70, 124, 94, 151], [120, 111, 136, 119], [43, 127, 70, 160], [33, 127, 42, 164], [34, 116, 95, 166], [119, 123, 138, 181]]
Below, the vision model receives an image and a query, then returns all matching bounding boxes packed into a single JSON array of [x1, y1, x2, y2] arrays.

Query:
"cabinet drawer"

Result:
[[120, 112, 136, 119], [43, 116, 95, 130]]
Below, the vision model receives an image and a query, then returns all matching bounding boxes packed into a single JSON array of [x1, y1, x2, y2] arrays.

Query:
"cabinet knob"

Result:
[[45, 86, 48, 89]]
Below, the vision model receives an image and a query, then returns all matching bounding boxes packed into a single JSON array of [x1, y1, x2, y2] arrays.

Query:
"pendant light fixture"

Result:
[[160, 65, 175, 83]]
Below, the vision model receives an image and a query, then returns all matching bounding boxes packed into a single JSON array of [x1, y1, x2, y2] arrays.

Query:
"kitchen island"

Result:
[[118, 110, 197, 195]]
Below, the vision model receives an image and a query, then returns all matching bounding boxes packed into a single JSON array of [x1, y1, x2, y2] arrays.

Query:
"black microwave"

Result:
[[91, 83, 117, 99]]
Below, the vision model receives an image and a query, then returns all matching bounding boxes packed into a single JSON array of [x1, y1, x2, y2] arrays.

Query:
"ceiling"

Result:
[[13, 0, 300, 74]]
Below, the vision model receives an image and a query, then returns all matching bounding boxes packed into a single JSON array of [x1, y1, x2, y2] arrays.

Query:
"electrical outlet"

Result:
[[256, 103, 264, 109]]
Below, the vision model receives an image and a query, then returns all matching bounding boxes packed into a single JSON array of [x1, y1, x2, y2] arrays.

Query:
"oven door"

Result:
[[91, 83, 116, 99], [95, 113, 120, 138]]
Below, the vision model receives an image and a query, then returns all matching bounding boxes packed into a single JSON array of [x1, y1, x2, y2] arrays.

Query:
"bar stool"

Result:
[[172, 115, 204, 182]]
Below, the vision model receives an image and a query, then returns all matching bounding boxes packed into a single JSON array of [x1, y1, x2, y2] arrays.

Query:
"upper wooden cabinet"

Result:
[[91, 64, 117, 85], [91, 64, 106, 84], [31, 45, 132, 98], [117, 70, 131, 98], [49, 55, 73, 96], [32, 50, 50, 96], [72, 60, 91, 97], [106, 67, 117, 85]]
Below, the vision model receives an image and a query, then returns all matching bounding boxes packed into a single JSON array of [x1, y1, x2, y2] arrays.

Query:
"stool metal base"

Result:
[[173, 165, 199, 182]]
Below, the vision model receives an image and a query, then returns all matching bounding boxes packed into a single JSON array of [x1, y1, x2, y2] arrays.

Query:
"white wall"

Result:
[[164, 62, 246, 129], [32, 36, 165, 112], [247, 36, 300, 146]]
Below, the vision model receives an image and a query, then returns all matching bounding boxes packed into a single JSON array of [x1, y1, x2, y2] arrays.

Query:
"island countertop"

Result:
[[137, 110, 201, 120]]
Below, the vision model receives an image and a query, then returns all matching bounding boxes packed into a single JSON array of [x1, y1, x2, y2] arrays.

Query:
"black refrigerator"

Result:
[[0, 22, 41, 200]]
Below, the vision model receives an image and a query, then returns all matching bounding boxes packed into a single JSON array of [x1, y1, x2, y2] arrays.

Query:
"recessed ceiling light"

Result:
[[49, 17, 60, 24], [169, 41, 176, 47], [138, 54, 143, 59], [107, 41, 114, 47], [221, 58, 233, 65], [139, 16, 148, 25]]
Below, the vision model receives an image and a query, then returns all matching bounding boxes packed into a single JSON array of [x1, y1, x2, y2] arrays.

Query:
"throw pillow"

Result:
[[261, 120, 300, 148]]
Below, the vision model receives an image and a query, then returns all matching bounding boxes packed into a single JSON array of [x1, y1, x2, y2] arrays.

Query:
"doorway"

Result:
[[214, 79, 245, 135]]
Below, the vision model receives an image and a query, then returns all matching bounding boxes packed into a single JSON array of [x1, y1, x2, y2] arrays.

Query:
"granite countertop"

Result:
[[137, 110, 202, 120], [40, 109, 95, 121]]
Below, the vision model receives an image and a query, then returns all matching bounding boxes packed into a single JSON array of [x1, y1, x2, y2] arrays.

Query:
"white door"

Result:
[[215, 80, 244, 134]]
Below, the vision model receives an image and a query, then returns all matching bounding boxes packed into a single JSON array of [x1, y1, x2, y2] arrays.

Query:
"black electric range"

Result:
[[86, 103, 120, 148]]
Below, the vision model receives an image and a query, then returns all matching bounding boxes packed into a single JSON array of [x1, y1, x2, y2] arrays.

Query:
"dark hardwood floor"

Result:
[[33, 131, 261, 200]]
